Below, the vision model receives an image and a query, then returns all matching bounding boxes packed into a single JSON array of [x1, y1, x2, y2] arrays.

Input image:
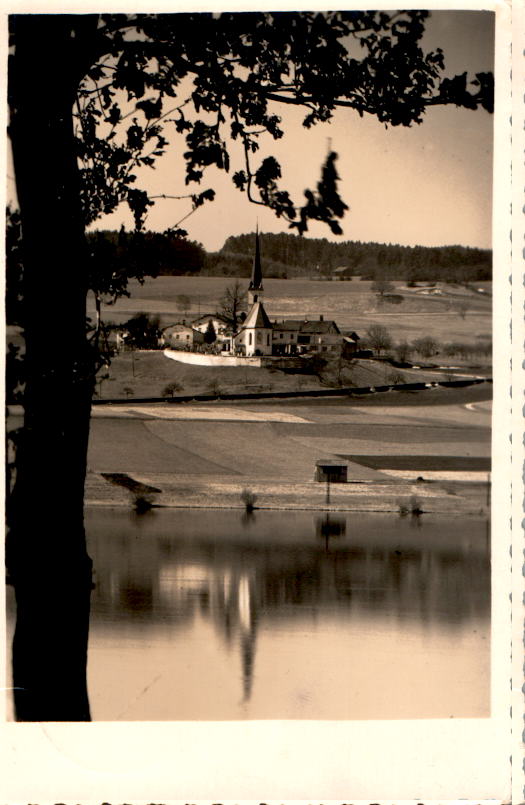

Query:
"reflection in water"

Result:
[[315, 513, 347, 551], [4, 509, 490, 721], [70, 508, 491, 721]]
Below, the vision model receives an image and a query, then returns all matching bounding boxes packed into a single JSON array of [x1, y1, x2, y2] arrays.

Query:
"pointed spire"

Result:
[[248, 226, 263, 291]]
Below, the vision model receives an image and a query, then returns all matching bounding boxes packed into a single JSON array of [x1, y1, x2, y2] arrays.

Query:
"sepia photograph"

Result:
[[3, 2, 516, 800]]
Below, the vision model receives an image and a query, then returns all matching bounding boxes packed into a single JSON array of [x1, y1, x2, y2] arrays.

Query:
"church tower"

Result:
[[247, 227, 263, 306], [233, 227, 273, 357]]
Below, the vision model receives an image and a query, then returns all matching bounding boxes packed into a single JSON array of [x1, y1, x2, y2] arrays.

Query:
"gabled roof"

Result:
[[242, 301, 272, 329], [299, 320, 340, 335], [272, 320, 303, 332], [162, 323, 198, 334], [273, 319, 340, 335]]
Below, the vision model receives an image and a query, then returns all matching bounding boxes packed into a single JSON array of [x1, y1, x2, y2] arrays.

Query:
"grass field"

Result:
[[89, 276, 492, 345], [83, 385, 492, 513], [94, 350, 458, 400]]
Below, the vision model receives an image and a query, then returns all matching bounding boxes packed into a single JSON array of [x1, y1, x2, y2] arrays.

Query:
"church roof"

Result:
[[242, 301, 272, 329], [248, 229, 263, 291]]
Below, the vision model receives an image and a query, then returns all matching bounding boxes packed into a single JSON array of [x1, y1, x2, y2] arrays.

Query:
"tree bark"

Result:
[[7, 15, 100, 721]]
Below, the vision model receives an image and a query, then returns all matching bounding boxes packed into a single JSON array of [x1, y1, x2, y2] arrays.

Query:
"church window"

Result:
[[249, 332, 252, 345]]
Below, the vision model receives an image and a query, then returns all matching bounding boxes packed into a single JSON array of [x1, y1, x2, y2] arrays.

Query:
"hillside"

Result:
[[89, 275, 492, 346], [219, 231, 492, 283], [84, 228, 492, 283], [94, 351, 477, 402]]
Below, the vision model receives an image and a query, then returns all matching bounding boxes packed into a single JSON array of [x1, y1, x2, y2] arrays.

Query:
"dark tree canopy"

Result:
[[10, 11, 492, 239], [204, 319, 217, 344], [87, 229, 205, 297]]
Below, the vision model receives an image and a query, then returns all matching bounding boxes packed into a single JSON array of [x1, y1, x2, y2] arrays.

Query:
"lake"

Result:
[[6, 508, 490, 721]]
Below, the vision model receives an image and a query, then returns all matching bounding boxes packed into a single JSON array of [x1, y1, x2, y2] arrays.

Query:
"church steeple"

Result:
[[248, 227, 263, 305]]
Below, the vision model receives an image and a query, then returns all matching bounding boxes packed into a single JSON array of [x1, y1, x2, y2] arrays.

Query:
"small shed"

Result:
[[314, 459, 350, 483], [342, 332, 360, 356], [332, 266, 353, 280]]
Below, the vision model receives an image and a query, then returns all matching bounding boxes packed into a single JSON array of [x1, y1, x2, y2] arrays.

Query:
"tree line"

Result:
[[221, 231, 492, 282], [85, 227, 492, 284]]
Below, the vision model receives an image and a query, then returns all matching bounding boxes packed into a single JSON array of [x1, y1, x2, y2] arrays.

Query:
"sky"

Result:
[[7, 10, 495, 253]]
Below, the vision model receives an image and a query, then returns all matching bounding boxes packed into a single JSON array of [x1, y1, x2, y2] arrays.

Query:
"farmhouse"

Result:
[[191, 313, 232, 338], [161, 323, 204, 350], [272, 318, 341, 355]]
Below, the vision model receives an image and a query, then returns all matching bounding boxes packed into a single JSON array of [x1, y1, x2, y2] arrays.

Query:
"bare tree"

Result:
[[176, 294, 191, 314], [220, 280, 247, 333], [366, 324, 393, 355], [162, 381, 184, 398], [371, 278, 395, 297], [412, 336, 439, 358], [395, 340, 412, 363]]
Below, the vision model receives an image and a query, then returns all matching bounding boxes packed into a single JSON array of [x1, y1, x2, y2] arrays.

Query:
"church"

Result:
[[233, 230, 344, 358], [233, 230, 273, 357]]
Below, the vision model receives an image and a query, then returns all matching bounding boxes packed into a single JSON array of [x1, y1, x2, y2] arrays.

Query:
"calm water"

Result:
[[6, 508, 490, 721]]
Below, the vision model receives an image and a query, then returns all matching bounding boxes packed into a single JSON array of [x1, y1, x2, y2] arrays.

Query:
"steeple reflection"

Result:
[[85, 508, 490, 710]]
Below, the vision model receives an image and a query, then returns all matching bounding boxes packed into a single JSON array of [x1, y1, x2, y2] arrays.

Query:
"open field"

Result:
[[79, 385, 493, 513], [89, 276, 492, 345], [6, 383, 491, 513]]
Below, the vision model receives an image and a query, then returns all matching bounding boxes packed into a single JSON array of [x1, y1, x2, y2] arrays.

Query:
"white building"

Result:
[[234, 301, 273, 357]]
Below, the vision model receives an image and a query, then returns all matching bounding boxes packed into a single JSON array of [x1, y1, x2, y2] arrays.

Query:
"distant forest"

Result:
[[218, 232, 492, 282], [88, 229, 492, 284]]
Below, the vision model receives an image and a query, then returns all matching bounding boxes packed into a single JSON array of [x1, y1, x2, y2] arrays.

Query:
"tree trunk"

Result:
[[7, 15, 99, 721]]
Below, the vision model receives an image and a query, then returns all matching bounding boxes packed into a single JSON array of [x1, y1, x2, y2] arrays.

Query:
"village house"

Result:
[[271, 318, 342, 355], [105, 325, 128, 352], [160, 323, 204, 350], [191, 313, 232, 343]]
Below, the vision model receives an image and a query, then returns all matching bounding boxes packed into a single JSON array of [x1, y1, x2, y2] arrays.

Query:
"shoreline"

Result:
[[85, 472, 491, 516]]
